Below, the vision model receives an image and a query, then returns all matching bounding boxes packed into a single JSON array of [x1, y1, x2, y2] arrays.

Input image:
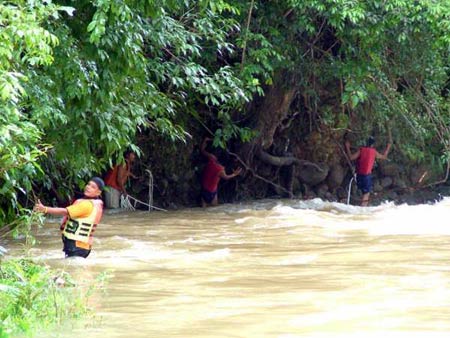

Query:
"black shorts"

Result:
[[201, 190, 217, 204], [356, 174, 373, 194], [62, 236, 91, 258]]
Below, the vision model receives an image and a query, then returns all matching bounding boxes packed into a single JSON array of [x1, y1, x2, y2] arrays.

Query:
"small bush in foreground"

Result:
[[0, 258, 102, 337]]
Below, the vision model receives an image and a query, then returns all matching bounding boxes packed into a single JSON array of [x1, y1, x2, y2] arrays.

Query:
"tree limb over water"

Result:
[[256, 148, 323, 172]]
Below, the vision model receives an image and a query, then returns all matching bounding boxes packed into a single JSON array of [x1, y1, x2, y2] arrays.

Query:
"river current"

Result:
[[6, 198, 450, 337]]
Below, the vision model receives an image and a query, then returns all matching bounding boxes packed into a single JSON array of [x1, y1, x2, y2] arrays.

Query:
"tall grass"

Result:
[[0, 258, 106, 337], [0, 206, 110, 337]]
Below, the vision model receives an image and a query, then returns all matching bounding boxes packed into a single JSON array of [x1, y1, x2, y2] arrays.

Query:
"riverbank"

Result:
[[359, 184, 449, 206], [149, 183, 450, 211], [0, 258, 93, 338]]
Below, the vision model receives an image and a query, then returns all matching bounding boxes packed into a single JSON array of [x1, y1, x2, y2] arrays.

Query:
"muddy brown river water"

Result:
[[6, 198, 450, 337]]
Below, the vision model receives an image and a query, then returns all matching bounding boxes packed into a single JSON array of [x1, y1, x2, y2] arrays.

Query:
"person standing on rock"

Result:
[[200, 137, 242, 207], [345, 136, 391, 206]]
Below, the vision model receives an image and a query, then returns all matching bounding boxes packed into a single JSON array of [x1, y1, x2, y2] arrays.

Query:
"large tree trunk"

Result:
[[248, 76, 321, 171], [240, 77, 297, 164], [254, 83, 296, 150], [235, 75, 323, 197]]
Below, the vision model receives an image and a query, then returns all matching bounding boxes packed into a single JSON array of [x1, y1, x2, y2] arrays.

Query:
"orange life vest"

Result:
[[62, 198, 103, 246]]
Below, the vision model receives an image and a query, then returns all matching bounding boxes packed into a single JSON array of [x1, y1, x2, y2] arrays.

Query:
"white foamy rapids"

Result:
[[258, 197, 450, 236], [92, 237, 231, 268], [366, 198, 450, 236]]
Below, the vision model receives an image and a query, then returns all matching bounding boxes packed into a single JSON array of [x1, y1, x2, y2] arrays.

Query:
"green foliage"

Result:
[[0, 1, 61, 226], [0, 258, 104, 337], [1, 0, 258, 225], [0, 0, 449, 222], [143, 2, 257, 145], [235, 0, 449, 167]]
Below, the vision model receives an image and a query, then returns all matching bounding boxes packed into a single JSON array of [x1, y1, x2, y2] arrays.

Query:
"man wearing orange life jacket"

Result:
[[345, 137, 391, 206], [104, 150, 137, 208], [200, 137, 242, 207], [34, 177, 104, 258]]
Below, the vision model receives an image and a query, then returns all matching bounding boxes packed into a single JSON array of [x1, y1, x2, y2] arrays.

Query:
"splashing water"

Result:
[[6, 198, 450, 338]]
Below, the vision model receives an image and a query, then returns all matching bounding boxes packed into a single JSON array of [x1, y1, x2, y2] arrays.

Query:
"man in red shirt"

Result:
[[200, 138, 242, 207], [104, 150, 137, 208], [345, 136, 391, 206]]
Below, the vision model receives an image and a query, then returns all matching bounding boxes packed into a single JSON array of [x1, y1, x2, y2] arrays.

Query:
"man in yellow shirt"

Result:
[[34, 177, 104, 258]]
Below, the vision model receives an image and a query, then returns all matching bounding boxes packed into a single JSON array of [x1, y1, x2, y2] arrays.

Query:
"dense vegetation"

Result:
[[0, 1, 448, 336], [0, 257, 106, 337], [1, 0, 449, 223]]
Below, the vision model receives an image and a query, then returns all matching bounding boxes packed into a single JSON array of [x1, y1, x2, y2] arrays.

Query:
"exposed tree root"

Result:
[[226, 150, 294, 197], [257, 148, 324, 172]]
